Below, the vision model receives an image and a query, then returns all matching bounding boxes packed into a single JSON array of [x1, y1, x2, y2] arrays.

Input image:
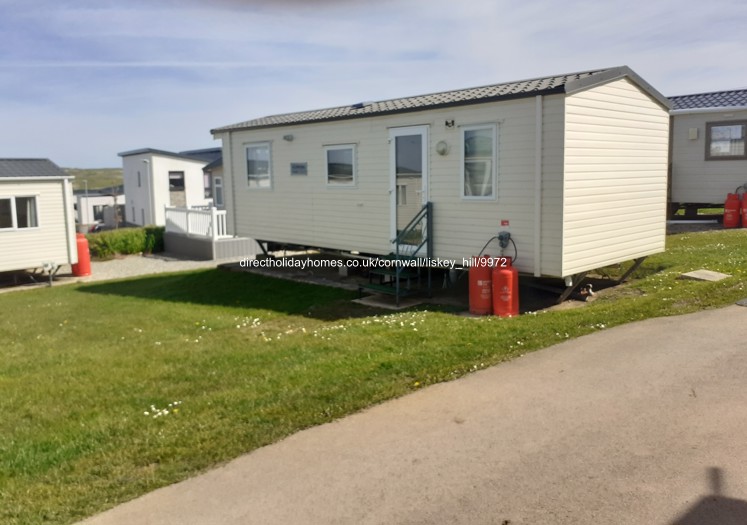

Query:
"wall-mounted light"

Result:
[[283, 134, 294, 142], [436, 140, 449, 156], [445, 119, 455, 128]]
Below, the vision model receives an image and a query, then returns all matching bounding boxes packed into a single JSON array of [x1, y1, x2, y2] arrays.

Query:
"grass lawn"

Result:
[[2, 230, 747, 524]]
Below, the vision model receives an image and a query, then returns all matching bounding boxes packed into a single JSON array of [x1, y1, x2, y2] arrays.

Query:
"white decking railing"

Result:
[[165, 207, 229, 240]]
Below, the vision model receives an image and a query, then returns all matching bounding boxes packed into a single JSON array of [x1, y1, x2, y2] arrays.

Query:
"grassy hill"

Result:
[[65, 168, 123, 192]]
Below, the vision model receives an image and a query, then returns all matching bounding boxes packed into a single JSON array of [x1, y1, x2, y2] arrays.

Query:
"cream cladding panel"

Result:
[[0, 180, 73, 272], [563, 78, 669, 276]]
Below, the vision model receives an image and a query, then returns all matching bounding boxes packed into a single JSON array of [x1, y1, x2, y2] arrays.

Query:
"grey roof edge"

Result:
[[117, 147, 217, 163], [210, 66, 669, 134], [668, 88, 747, 111], [203, 157, 223, 171], [210, 88, 568, 135], [1, 176, 73, 181], [668, 87, 747, 100], [214, 89, 571, 134], [670, 105, 747, 115], [180, 147, 221, 154], [0, 158, 72, 179], [564, 65, 671, 110]]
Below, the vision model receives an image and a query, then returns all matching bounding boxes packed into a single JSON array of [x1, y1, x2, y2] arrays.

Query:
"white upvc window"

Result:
[[0, 196, 39, 230], [461, 124, 497, 199], [213, 176, 224, 207], [706, 120, 747, 160], [325, 144, 356, 186], [246, 142, 272, 189]]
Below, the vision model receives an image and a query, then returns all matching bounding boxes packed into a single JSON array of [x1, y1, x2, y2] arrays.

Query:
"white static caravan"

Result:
[[119, 148, 220, 227], [0, 159, 77, 273], [668, 89, 747, 212], [75, 192, 126, 228], [212, 66, 670, 281]]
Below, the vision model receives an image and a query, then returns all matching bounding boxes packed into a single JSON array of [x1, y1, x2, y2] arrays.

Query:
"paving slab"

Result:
[[679, 269, 731, 282], [79, 305, 747, 525]]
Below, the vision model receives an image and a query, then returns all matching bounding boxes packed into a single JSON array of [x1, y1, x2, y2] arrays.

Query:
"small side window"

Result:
[[16, 197, 38, 228], [0, 198, 12, 229], [214, 177, 224, 207], [0, 197, 38, 229], [706, 121, 747, 160], [246, 142, 272, 188], [169, 171, 185, 191], [462, 124, 497, 199], [325, 145, 356, 186]]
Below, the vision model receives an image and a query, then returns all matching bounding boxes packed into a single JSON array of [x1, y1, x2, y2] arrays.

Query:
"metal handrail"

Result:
[[394, 201, 432, 257], [392, 202, 432, 304]]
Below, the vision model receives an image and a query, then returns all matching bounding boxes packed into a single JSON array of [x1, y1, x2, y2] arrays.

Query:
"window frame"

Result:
[[0, 195, 40, 231], [0, 197, 12, 229], [92, 204, 105, 222], [203, 173, 213, 199], [245, 141, 273, 189], [213, 176, 224, 207], [324, 144, 357, 187], [461, 123, 498, 200], [396, 184, 407, 206], [705, 120, 747, 161], [168, 171, 186, 192]]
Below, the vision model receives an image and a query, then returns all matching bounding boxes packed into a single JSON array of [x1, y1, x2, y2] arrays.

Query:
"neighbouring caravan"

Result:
[[669, 89, 747, 213], [0, 159, 78, 273], [75, 191, 126, 229], [212, 66, 670, 280], [119, 148, 222, 227]]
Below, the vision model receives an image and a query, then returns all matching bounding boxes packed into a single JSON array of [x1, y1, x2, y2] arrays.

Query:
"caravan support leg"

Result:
[[556, 272, 588, 304], [618, 257, 647, 283]]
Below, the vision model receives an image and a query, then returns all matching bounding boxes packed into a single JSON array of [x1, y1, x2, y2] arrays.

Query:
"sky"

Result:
[[1, 0, 746, 168]]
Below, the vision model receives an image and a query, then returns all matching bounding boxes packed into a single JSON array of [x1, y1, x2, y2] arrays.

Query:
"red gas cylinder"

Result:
[[724, 193, 741, 228], [469, 255, 493, 315], [492, 257, 519, 318], [72, 233, 92, 277]]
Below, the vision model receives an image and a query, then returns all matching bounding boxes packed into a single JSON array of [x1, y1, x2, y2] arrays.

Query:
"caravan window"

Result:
[[0, 196, 38, 229], [706, 121, 747, 160], [461, 124, 497, 199], [325, 145, 356, 186], [203, 173, 212, 198], [246, 142, 272, 188], [169, 171, 185, 191], [0, 198, 11, 228]]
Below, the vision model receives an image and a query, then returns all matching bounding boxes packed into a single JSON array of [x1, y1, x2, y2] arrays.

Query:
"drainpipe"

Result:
[[534, 95, 543, 277], [226, 133, 238, 236], [142, 159, 152, 226], [61, 178, 76, 264], [83, 180, 89, 224]]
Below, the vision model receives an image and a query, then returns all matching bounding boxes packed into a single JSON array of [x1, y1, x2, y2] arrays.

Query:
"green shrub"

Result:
[[143, 226, 165, 254], [86, 227, 165, 259]]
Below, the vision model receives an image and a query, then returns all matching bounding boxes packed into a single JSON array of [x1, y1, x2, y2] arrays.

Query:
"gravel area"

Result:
[[666, 220, 723, 235], [0, 254, 246, 294], [77, 254, 245, 283]]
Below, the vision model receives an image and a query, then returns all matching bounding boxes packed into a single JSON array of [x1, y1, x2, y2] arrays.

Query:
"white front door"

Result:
[[389, 125, 428, 254]]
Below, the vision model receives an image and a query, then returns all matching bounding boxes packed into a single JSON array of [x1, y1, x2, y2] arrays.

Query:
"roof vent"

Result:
[[351, 101, 373, 109]]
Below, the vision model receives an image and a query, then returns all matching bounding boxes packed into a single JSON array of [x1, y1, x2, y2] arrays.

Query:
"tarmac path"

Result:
[[79, 304, 747, 525]]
